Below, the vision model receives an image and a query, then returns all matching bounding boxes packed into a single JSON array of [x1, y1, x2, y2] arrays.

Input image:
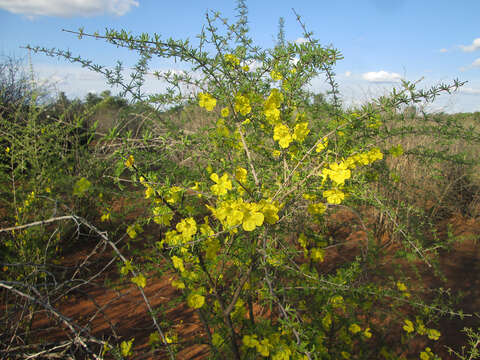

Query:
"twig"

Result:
[[237, 124, 259, 187], [0, 216, 74, 233], [0, 282, 103, 359]]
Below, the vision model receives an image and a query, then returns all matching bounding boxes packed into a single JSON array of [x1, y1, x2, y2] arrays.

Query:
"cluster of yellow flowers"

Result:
[[125, 155, 134, 168], [126, 223, 143, 239], [207, 198, 280, 232], [344, 147, 383, 168], [315, 147, 384, 205], [396, 281, 411, 298], [242, 333, 294, 360], [420, 347, 435, 360], [235, 94, 251, 116], [199, 92, 217, 111], [292, 121, 310, 143], [224, 53, 240, 67], [273, 124, 292, 149], [210, 172, 232, 196], [270, 69, 283, 81], [316, 137, 329, 153], [322, 162, 351, 186], [264, 89, 283, 124], [403, 318, 441, 340]]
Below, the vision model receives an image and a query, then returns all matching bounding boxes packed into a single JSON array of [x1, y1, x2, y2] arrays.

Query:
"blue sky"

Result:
[[1, 0, 479, 113]]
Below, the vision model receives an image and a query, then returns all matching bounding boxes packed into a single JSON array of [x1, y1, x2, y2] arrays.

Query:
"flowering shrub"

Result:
[[13, 1, 479, 359]]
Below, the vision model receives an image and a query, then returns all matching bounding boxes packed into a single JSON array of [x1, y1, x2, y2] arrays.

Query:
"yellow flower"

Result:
[[273, 123, 292, 148], [171, 279, 185, 289], [187, 293, 205, 309], [242, 334, 259, 348], [171, 256, 185, 272], [210, 173, 232, 196], [256, 338, 271, 357], [363, 328, 372, 338], [420, 347, 434, 360], [323, 189, 345, 204], [316, 137, 328, 152], [224, 53, 240, 67], [120, 339, 134, 357], [331, 295, 344, 307], [270, 70, 283, 81], [5, 147, 10, 153], [403, 319, 415, 333], [221, 107, 230, 117], [125, 155, 134, 168], [101, 212, 111, 222], [176, 217, 197, 240], [145, 185, 155, 199], [240, 202, 264, 231], [199, 92, 217, 111], [235, 167, 248, 183], [349, 323, 362, 334], [127, 224, 140, 239], [324, 162, 351, 185], [427, 328, 441, 341], [259, 200, 280, 224], [120, 259, 133, 275], [131, 273, 147, 288], [212, 200, 243, 228], [367, 147, 383, 162], [310, 248, 324, 262], [396, 281, 407, 292], [234, 94, 251, 116], [293, 121, 310, 143], [264, 89, 283, 124], [165, 335, 174, 344], [242, 65, 250, 72], [322, 313, 332, 330]]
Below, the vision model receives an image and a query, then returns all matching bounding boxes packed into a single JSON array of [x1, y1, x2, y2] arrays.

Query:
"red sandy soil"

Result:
[[13, 206, 480, 359]]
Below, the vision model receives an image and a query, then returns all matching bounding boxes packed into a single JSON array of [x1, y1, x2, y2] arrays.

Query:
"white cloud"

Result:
[[245, 59, 263, 71], [459, 38, 480, 52], [344, 71, 352, 77], [459, 87, 480, 95], [472, 58, 480, 67], [439, 48, 448, 53], [34, 63, 106, 98], [33, 63, 202, 101], [0, 0, 139, 18], [295, 37, 308, 44], [362, 70, 401, 83]]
